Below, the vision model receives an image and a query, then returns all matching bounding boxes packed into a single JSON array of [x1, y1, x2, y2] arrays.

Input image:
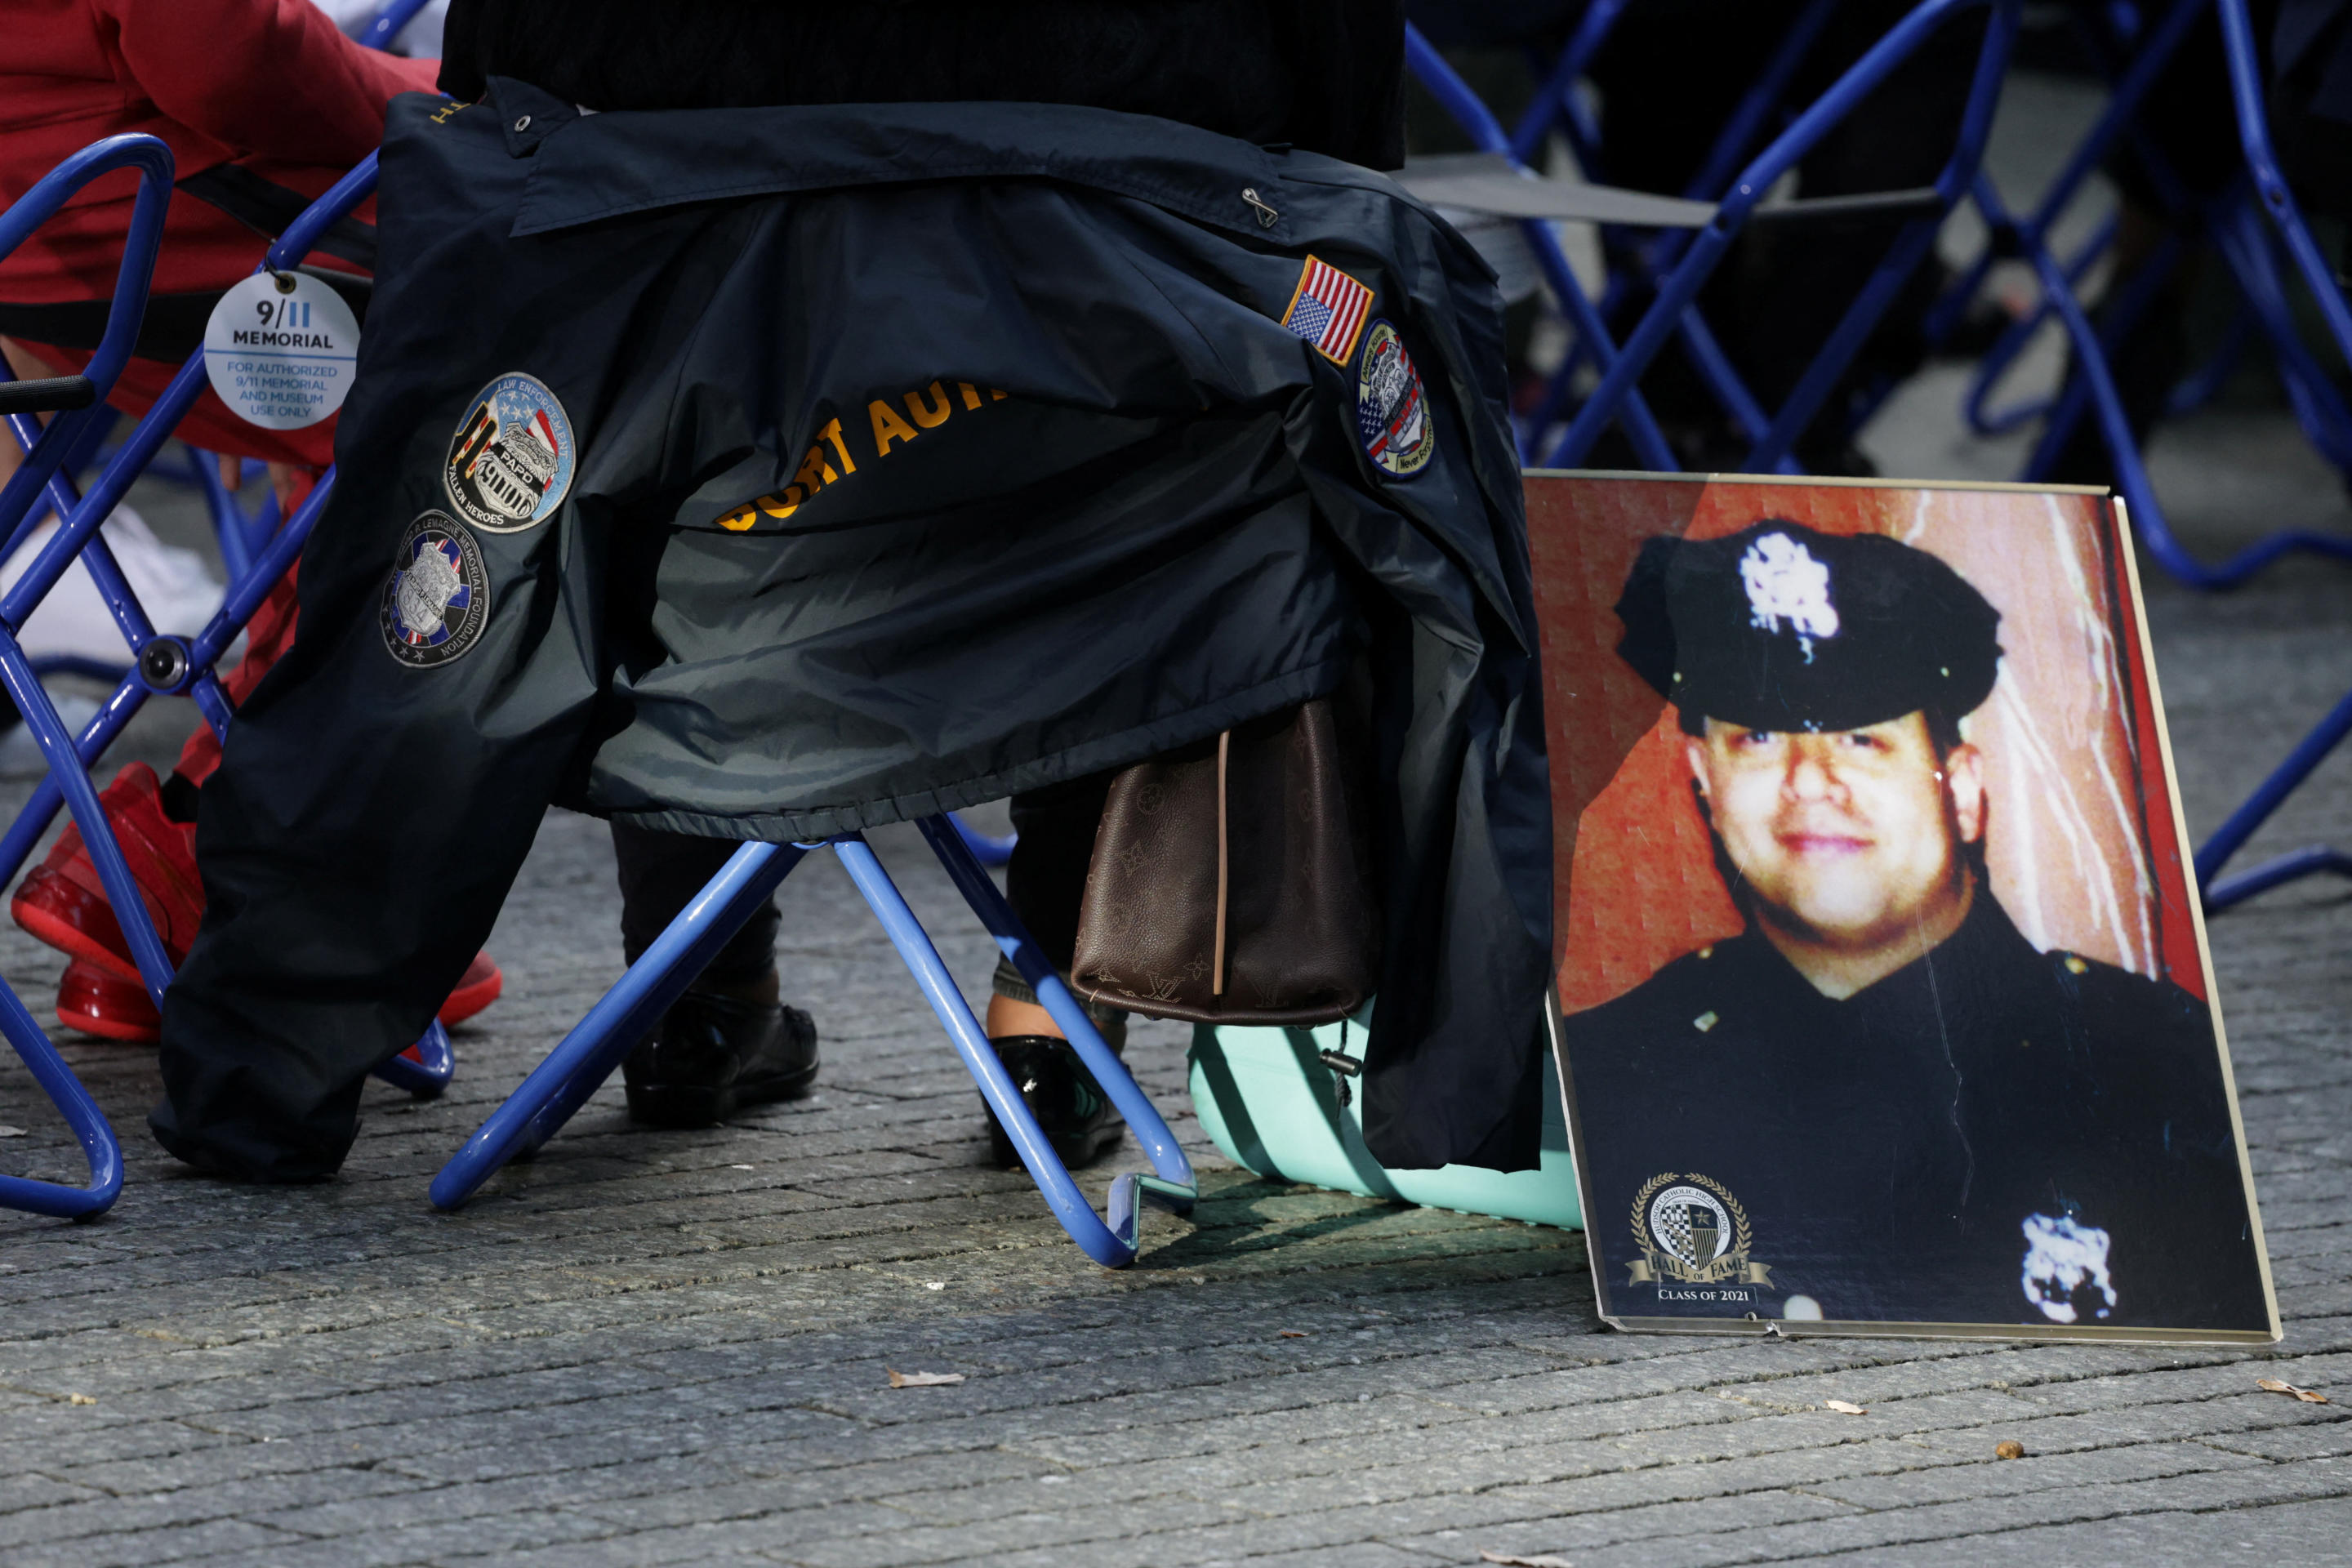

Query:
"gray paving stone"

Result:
[[1815, 1494, 2352, 1567]]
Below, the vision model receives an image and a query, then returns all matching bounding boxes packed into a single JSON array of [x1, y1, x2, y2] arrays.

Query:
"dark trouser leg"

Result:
[[993, 771, 1125, 1043], [987, 771, 1123, 1168], [610, 820, 781, 985], [1003, 770, 1113, 973], [154, 514, 599, 1181]]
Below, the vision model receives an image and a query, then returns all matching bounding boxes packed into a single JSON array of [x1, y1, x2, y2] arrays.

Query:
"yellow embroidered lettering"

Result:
[[820, 416, 856, 474], [757, 488, 802, 519], [904, 381, 953, 429], [795, 446, 836, 492], [990, 388, 1008, 401], [870, 399, 919, 456], [958, 381, 983, 412], [718, 506, 758, 532]]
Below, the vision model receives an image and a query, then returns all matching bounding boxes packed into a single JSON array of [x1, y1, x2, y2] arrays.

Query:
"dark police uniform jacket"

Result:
[[1560, 891, 2271, 1334], [152, 80, 1552, 1180]]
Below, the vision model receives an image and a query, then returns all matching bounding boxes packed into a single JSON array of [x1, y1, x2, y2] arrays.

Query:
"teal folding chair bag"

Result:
[[1189, 1007, 1582, 1230]]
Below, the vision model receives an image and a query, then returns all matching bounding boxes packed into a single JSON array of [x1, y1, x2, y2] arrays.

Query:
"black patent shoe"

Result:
[[624, 988, 818, 1128], [982, 1034, 1125, 1170]]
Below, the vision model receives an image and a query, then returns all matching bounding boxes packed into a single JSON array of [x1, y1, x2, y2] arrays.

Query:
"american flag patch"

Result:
[[1280, 256, 1374, 365]]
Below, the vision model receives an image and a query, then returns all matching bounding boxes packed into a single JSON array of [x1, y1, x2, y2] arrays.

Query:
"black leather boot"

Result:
[[624, 988, 818, 1128], [982, 1034, 1125, 1170]]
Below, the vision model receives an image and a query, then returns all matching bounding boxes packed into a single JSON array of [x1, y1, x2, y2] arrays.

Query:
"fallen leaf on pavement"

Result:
[[887, 1370, 964, 1388], [1278, 1330, 1309, 1339], [1994, 1440, 2025, 1459], [2257, 1377, 2328, 1404], [65, 1394, 95, 1405], [1480, 1552, 1573, 1567], [0, 1125, 24, 1138], [1824, 1399, 1868, 1414]]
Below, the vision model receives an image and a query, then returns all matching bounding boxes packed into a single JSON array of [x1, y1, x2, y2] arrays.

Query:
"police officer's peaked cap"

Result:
[[1614, 519, 2003, 734]]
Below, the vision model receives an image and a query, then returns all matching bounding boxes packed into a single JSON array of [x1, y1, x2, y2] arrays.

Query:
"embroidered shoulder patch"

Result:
[[381, 513, 490, 668], [443, 372, 575, 532], [1280, 256, 1374, 366], [1356, 320, 1433, 477]]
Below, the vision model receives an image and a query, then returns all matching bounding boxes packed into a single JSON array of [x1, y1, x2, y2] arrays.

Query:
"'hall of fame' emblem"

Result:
[[1356, 320, 1433, 477], [443, 372, 575, 532], [1629, 1172, 1775, 1294], [381, 513, 489, 669]]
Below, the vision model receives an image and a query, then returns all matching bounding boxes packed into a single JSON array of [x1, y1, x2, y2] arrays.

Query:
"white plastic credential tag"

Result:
[[202, 271, 361, 430]]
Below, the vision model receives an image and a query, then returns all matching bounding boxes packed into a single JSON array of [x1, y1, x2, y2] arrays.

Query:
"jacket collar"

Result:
[[488, 78, 1296, 243]]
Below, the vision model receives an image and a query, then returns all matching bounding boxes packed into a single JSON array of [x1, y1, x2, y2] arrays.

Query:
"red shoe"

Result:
[[439, 951, 503, 1027], [11, 763, 202, 982], [56, 960, 159, 1044], [54, 951, 505, 1041]]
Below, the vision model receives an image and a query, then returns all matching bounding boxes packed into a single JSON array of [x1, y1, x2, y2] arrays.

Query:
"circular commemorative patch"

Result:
[[1356, 319, 1434, 477], [381, 513, 490, 669], [442, 372, 575, 532]]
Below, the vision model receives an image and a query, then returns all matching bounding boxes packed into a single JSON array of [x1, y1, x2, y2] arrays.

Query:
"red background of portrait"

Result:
[[1526, 475, 2207, 1016]]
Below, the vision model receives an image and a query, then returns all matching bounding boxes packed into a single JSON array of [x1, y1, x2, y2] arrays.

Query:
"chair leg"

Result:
[[2197, 685, 2352, 911], [947, 811, 1015, 868], [372, 1021, 455, 1099], [831, 828, 1192, 1268], [0, 964, 122, 1221], [430, 840, 804, 1210], [912, 817, 1196, 1209]]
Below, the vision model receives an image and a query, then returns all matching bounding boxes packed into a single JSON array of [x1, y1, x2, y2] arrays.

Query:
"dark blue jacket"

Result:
[[160, 80, 1552, 1177]]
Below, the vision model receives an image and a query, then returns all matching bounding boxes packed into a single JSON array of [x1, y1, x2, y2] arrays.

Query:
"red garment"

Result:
[[20, 339, 338, 467], [2, 3, 434, 758], [1, 0, 436, 305], [174, 507, 305, 789]]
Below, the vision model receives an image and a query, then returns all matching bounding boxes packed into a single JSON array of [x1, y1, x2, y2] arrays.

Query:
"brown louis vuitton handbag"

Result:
[[1069, 699, 1377, 1026]]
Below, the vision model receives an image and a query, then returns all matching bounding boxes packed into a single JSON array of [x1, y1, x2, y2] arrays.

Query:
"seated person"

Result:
[[0, 0, 506, 1040], [153, 0, 1554, 1186]]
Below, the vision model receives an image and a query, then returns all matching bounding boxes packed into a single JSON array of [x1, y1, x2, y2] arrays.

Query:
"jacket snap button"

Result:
[[514, 114, 532, 132]]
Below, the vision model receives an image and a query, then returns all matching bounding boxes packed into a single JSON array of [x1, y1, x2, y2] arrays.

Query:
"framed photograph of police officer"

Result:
[[1529, 473, 2278, 1343]]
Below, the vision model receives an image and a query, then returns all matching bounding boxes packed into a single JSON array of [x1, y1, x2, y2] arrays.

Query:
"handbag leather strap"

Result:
[[1213, 728, 1230, 997]]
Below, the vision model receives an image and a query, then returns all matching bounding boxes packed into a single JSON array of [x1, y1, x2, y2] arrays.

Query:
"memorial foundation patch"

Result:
[[443, 372, 574, 532], [1356, 320, 1432, 476], [381, 513, 489, 668]]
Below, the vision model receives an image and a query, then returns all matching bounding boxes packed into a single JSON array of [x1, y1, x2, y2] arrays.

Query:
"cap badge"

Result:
[[1740, 532, 1840, 662]]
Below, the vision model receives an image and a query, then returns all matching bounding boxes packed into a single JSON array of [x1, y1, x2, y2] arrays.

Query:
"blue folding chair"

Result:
[[1953, 0, 2352, 909], [1484, 0, 1848, 465], [2195, 689, 2352, 911], [1931, 0, 2352, 593], [356, 0, 437, 52], [37, 0, 429, 653], [0, 148, 455, 1221], [0, 135, 176, 1218], [432, 817, 1195, 1267], [1411, 0, 2021, 475]]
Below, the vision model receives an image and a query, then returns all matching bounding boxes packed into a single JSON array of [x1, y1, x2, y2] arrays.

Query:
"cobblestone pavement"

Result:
[[4, 80, 2352, 1568]]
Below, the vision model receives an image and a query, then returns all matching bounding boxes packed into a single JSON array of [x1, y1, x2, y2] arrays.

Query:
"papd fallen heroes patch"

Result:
[[1356, 320, 1432, 476], [443, 372, 575, 532], [381, 513, 489, 668]]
